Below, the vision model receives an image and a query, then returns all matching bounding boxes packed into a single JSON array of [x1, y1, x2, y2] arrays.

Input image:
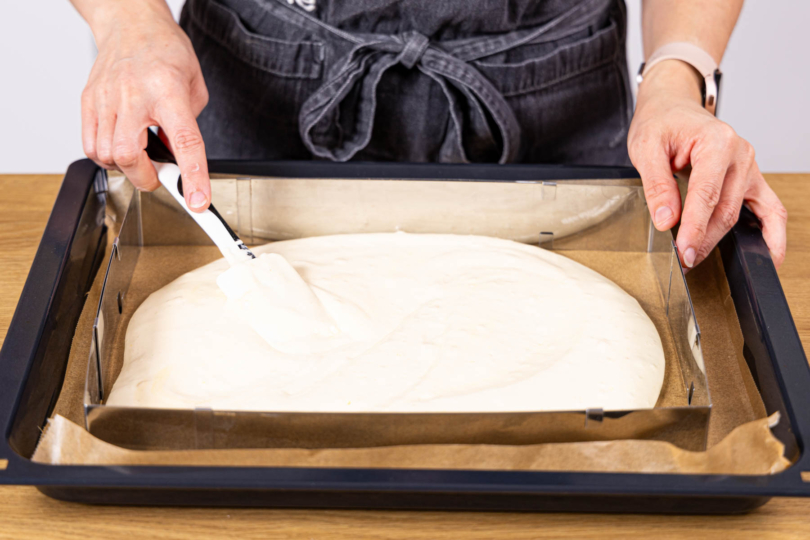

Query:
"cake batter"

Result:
[[107, 233, 665, 412]]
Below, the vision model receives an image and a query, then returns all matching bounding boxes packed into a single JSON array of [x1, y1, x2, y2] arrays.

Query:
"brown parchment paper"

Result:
[[35, 235, 788, 473]]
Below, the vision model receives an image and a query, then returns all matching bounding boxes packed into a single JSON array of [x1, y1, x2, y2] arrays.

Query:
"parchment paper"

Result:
[[34, 412, 787, 475], [34, 236, 788, 474]]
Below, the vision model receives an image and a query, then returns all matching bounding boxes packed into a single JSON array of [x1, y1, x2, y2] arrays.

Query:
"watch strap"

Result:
[[637, 42, 721, 116], [642, 42, 718, 80]]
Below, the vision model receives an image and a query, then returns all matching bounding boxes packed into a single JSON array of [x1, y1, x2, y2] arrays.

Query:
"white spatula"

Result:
[[153, 160, 255, 266], [152, 158, 340, 352]]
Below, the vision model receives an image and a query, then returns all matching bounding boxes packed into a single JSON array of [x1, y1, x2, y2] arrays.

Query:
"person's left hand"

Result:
[[628, 60, 787, 270]]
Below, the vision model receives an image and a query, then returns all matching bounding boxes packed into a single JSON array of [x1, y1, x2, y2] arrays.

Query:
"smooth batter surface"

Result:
[[108, 234, 665, 412]]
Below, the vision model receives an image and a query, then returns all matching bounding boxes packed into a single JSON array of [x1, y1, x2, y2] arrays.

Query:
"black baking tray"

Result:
[[1, 156, 810, 514]]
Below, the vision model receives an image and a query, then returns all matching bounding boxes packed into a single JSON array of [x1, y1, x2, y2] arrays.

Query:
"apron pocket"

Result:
[[186, 0, 324, 79], [473, 19, 621, 97]]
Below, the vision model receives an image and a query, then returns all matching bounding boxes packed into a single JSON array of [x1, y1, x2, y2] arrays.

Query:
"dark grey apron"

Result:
[[180, 0, 633, 165]]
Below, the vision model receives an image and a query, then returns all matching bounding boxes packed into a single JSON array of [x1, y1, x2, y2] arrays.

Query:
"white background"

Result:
[[1, 0, 808, 173]]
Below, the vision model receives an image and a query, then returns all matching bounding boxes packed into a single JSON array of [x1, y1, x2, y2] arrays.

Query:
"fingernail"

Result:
[[189, 190, 207, 209], [683, 247, 696, 268], [654, 206, 673, 229]]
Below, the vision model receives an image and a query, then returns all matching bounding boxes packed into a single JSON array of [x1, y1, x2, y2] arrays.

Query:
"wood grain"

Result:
[[0, 173, 809, 539]]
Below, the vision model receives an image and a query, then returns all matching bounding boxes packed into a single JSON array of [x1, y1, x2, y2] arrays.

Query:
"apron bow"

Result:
[[298, 31, 522, 163]]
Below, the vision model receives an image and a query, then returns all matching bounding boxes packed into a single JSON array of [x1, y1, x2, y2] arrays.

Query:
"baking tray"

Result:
[[1, 156, 809, 513], [82, 159, 709, 452]]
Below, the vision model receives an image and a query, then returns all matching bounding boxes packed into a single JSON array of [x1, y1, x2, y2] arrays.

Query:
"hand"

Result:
[[80, 0, 211, 211], [628, 60, 787, 269]]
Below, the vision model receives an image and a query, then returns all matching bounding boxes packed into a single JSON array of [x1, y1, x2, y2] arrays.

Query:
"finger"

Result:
[[112, 114, 160, 192], [745, 167, 788, 269], [95, 108, 118, 170], [154, 99, 210, 212], [81, 87, 102, 166], [633, 142, 682, 231], [692, 144, 754, 266], [675, 142, 734, 268], [692, 172, 744, 268]]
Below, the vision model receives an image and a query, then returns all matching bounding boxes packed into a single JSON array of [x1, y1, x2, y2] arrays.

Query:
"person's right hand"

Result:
[[80, 1, 211, 212]]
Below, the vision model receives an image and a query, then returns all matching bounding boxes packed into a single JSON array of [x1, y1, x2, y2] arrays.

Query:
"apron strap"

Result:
[[298, 32, 522, 163]]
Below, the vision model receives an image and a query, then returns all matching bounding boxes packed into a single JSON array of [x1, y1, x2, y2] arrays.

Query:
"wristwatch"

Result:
[[637, 42, 723, 116]]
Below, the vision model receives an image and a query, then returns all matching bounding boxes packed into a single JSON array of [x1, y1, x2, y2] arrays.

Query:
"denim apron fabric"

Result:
[[181, 0, 633, 165]]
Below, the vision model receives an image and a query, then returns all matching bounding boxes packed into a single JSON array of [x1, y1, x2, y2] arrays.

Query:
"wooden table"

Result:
[[1, 173, 808, 539]]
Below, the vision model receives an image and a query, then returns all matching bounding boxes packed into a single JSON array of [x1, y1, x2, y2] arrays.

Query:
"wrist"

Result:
[[85, 0, 174, 46], [637, 59, 704, 108]]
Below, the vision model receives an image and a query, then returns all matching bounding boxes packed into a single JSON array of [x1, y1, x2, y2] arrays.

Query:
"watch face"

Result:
[[701, 70, 721, 116]]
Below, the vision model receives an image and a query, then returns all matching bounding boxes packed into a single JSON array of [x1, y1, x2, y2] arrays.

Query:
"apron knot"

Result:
[[298, 31, 522, 163], [398, 32, 430, 69]]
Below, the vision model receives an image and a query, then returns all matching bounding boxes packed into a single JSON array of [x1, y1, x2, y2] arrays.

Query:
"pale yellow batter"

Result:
[[107, 233, 665, 412]]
